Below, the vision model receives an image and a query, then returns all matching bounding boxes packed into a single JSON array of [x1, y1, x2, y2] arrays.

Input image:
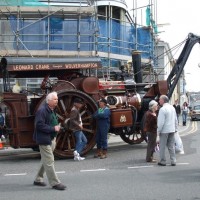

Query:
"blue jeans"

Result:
[[96, 128, 108, 150], [182, 111, 187, 123], [74, 131, 87, 154], [176, 114, 180, 124]]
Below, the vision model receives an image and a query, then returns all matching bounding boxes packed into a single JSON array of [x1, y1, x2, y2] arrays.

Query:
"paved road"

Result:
[[0, 120, 200, 200]]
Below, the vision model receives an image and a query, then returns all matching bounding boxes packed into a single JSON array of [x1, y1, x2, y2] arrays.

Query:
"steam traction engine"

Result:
[[0, 55, 150, 158], [1, 33, 199, 158]]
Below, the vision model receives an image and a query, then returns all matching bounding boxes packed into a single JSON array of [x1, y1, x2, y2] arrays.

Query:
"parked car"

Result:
[[190, 105, 200, 121]]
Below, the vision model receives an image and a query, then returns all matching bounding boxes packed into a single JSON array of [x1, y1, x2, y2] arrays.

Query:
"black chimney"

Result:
[[132, 51, 143, 83]]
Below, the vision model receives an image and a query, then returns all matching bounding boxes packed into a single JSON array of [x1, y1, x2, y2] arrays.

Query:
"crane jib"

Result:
[[167, 33, 200, 99]]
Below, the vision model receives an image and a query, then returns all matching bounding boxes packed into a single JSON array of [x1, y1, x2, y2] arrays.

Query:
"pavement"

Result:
[[0, 119, 192, 154]]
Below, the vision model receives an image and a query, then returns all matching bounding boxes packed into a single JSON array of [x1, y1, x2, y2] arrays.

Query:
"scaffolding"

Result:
[[0, 1, 97, 57], [0, 0, 158, 85]]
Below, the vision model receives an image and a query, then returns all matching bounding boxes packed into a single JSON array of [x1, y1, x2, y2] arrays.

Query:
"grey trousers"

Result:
[[34, 138, 60, 186], [159, 132, 176, 165]]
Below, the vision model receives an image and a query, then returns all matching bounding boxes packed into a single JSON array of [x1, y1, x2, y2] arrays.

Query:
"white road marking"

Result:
[[80, 169, 106, 172], [1, 163, 190, 176], [4, 173, 27, 176], [176, 162, 189, 165], [128, 165, 154, 169], [56, 171, 66, 174], [164, 163, 189, 166]]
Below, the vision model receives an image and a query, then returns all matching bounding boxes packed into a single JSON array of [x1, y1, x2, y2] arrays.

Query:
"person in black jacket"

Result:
[[33, 91, 66, 190], [173, 99, 181, 124]]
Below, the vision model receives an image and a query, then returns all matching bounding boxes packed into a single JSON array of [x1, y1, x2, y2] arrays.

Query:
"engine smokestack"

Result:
[[132, 51, 143, 84]]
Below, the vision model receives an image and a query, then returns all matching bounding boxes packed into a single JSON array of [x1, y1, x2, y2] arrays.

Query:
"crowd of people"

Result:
[[32, 91, 187, 191]]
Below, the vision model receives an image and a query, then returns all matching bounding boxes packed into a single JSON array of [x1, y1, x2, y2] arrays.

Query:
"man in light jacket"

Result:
[[157, 95, 178, 166]]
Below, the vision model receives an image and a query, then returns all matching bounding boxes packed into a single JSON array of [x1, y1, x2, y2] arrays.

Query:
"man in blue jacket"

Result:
[[33, 91, 66, 190], [93, 98, 111, 159]]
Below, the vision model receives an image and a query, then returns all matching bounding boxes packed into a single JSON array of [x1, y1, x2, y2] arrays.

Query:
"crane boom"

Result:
[[167, 33, 200, 98]]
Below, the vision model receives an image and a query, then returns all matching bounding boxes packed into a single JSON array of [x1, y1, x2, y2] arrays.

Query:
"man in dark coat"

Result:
[[33, 91, 66, 190], [173, 99, 181, 124]]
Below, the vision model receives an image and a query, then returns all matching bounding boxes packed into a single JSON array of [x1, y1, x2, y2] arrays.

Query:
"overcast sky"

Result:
[[126, 0, 200, 92]]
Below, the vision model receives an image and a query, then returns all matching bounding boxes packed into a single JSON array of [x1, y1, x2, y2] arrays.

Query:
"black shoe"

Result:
[[52, 183, 67, 190], [33, 181, 47, 187], [171, 163, 176, 166], [157, 162, 166, 166]]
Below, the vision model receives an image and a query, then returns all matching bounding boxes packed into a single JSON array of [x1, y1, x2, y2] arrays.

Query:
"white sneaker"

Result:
[[1, 135, 5, 140], [73, 150, 78, 156], [77, 156, 85, 161], [74, 155, 78, 161], [74, 155, 85, 161], [179, 151, 185, 155]]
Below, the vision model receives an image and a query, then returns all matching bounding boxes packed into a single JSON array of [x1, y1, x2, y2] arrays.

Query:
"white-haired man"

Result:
[[33, 91, 66, 190], [157, 95, 178, 166]]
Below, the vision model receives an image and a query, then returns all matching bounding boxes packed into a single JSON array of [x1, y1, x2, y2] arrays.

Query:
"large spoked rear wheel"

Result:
[[35, 89, 98, 158]]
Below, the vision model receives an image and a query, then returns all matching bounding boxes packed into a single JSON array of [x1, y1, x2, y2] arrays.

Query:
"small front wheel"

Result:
[[120, 125, 145, 145]]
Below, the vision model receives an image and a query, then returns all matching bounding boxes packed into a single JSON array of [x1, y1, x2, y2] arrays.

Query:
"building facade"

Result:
[[0, 0, 158, 93]]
